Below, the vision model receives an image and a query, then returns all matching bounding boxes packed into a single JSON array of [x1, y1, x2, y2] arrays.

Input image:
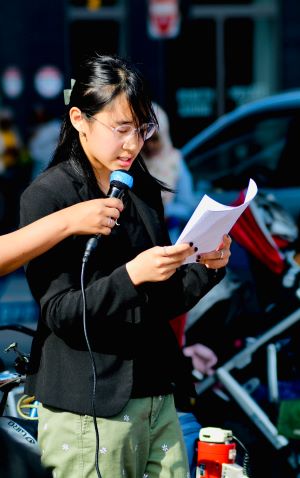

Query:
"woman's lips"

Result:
[[118, 157, 133, 166]]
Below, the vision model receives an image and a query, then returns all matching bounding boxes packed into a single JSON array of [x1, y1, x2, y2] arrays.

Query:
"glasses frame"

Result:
[[88, 115, 157, 142]]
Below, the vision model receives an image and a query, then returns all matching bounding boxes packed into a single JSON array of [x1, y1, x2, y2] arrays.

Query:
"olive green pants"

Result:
[[38, 395, 190, 478]]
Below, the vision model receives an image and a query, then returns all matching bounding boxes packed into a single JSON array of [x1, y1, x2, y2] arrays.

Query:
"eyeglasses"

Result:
[[89, 116, 157, 142]]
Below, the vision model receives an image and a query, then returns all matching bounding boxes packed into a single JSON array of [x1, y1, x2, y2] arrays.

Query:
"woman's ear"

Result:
[[69, 107, 84, 133]]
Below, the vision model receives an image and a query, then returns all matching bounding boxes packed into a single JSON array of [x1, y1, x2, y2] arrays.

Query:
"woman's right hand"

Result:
[[64, 198, 124, 236], [126, 243, 195, 285]]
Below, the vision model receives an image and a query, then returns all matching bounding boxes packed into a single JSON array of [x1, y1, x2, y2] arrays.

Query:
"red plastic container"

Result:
[[197, 440, 236, 477]]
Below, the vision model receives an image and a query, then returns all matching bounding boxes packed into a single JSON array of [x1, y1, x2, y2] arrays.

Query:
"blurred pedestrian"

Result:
[[27, 105, 61, 180], [0, 108, 27, 233], [19, 53, 231, 478], [141, 102, 197, 243], [0, 108, 22, 173]]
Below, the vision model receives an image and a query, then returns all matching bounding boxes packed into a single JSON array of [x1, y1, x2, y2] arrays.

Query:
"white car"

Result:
[[182, 90, 300, 220]]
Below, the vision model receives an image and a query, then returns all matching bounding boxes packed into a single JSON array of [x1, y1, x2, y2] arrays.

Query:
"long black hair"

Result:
[[49, 53, 166, 190]]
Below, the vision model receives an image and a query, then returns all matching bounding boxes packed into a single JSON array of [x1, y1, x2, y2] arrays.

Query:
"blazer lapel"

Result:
[[129, 191, 163, 245], [77, 176, 164, 245]]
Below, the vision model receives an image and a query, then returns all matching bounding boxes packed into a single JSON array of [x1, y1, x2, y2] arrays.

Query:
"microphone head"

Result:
[[110, 170, 134, 190]]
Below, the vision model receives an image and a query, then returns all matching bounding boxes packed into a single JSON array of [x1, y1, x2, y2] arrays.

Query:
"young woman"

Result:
[[19, 53, 231, 478]]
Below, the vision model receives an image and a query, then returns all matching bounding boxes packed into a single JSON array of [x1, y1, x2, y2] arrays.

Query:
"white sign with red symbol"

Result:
[[1, 66, 23, 98], [34, 65, 63, 99], [148, 0, 181, 39]]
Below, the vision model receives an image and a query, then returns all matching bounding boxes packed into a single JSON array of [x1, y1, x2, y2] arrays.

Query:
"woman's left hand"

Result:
[[196, 234, 231, 269]]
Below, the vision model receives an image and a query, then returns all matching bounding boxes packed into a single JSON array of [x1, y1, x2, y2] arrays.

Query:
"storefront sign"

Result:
[[228, 84, 269, 107], [176, 88, 216, 117]]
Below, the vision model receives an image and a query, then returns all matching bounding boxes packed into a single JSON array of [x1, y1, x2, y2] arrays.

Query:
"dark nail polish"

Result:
[[197, 254, 201, 260], [189, 242, 194, 246], [194, 247, 198, 252]]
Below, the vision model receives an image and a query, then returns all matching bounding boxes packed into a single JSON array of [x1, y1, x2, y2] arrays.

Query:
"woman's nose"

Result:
[[122, 133, 142, 151]]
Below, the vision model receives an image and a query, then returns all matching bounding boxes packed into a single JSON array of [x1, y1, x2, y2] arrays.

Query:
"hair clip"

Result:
[[63, 78, 76, 106]]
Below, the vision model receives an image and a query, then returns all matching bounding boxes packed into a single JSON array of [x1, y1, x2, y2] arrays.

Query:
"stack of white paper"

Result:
[[176, 178, 258, 264]]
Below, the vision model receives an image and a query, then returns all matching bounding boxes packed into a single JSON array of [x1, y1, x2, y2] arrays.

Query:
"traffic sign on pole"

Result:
[[148, 0, 181, 39]]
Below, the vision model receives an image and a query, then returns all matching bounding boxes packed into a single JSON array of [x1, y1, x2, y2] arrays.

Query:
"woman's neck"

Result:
[[93, 169, 110, 195]]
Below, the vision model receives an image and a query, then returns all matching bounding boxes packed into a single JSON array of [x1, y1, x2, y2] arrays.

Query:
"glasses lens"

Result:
[[142, 123, 157, 141]]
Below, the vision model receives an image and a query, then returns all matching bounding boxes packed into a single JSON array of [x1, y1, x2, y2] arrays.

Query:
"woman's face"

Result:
[[79, 93, 144, 185]]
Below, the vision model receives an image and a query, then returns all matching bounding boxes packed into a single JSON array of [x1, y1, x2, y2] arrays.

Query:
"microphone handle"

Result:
[[83, 236, 100, 263], [107, 185, 126, 200], [82, 185, 127, 263]]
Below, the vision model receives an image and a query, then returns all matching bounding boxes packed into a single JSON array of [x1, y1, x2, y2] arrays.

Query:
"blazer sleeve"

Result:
[[143, 263, 226, 321]]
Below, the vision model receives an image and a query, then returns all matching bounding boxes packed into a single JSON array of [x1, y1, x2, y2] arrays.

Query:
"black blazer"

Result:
[[20, 160, 225, 417]]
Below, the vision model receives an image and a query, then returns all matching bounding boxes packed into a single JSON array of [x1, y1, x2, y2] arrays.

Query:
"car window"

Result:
[[185, 112, 300, 191]]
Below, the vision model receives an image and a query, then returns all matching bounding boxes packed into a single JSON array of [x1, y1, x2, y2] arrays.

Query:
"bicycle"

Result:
[[0, 324, 39, 454]]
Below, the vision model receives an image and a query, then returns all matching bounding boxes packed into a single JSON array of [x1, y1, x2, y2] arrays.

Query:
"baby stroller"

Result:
[[185, 188, 300, 478]]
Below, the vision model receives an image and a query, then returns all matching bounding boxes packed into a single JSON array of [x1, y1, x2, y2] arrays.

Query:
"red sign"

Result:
[[148, 0, 181, 39]]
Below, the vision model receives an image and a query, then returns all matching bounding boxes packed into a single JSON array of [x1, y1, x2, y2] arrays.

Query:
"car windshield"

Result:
[[185, 112, 300, 191]]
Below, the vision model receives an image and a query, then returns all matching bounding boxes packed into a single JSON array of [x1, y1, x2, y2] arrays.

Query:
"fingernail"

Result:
[[194, 247, 198, 252], [197, 254, 201, 260], [189, 242, 194, 246]]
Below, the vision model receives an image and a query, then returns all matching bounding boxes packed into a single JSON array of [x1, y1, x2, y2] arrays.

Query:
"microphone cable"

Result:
[[80, 256, 102, 478]]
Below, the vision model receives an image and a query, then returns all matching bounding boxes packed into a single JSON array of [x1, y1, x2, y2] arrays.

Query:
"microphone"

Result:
[[105, 169, 134, 200], [82, 170, 134, 263]]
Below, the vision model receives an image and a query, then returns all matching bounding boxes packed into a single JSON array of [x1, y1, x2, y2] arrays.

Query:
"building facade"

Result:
[[0, 0, 300, 146]]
